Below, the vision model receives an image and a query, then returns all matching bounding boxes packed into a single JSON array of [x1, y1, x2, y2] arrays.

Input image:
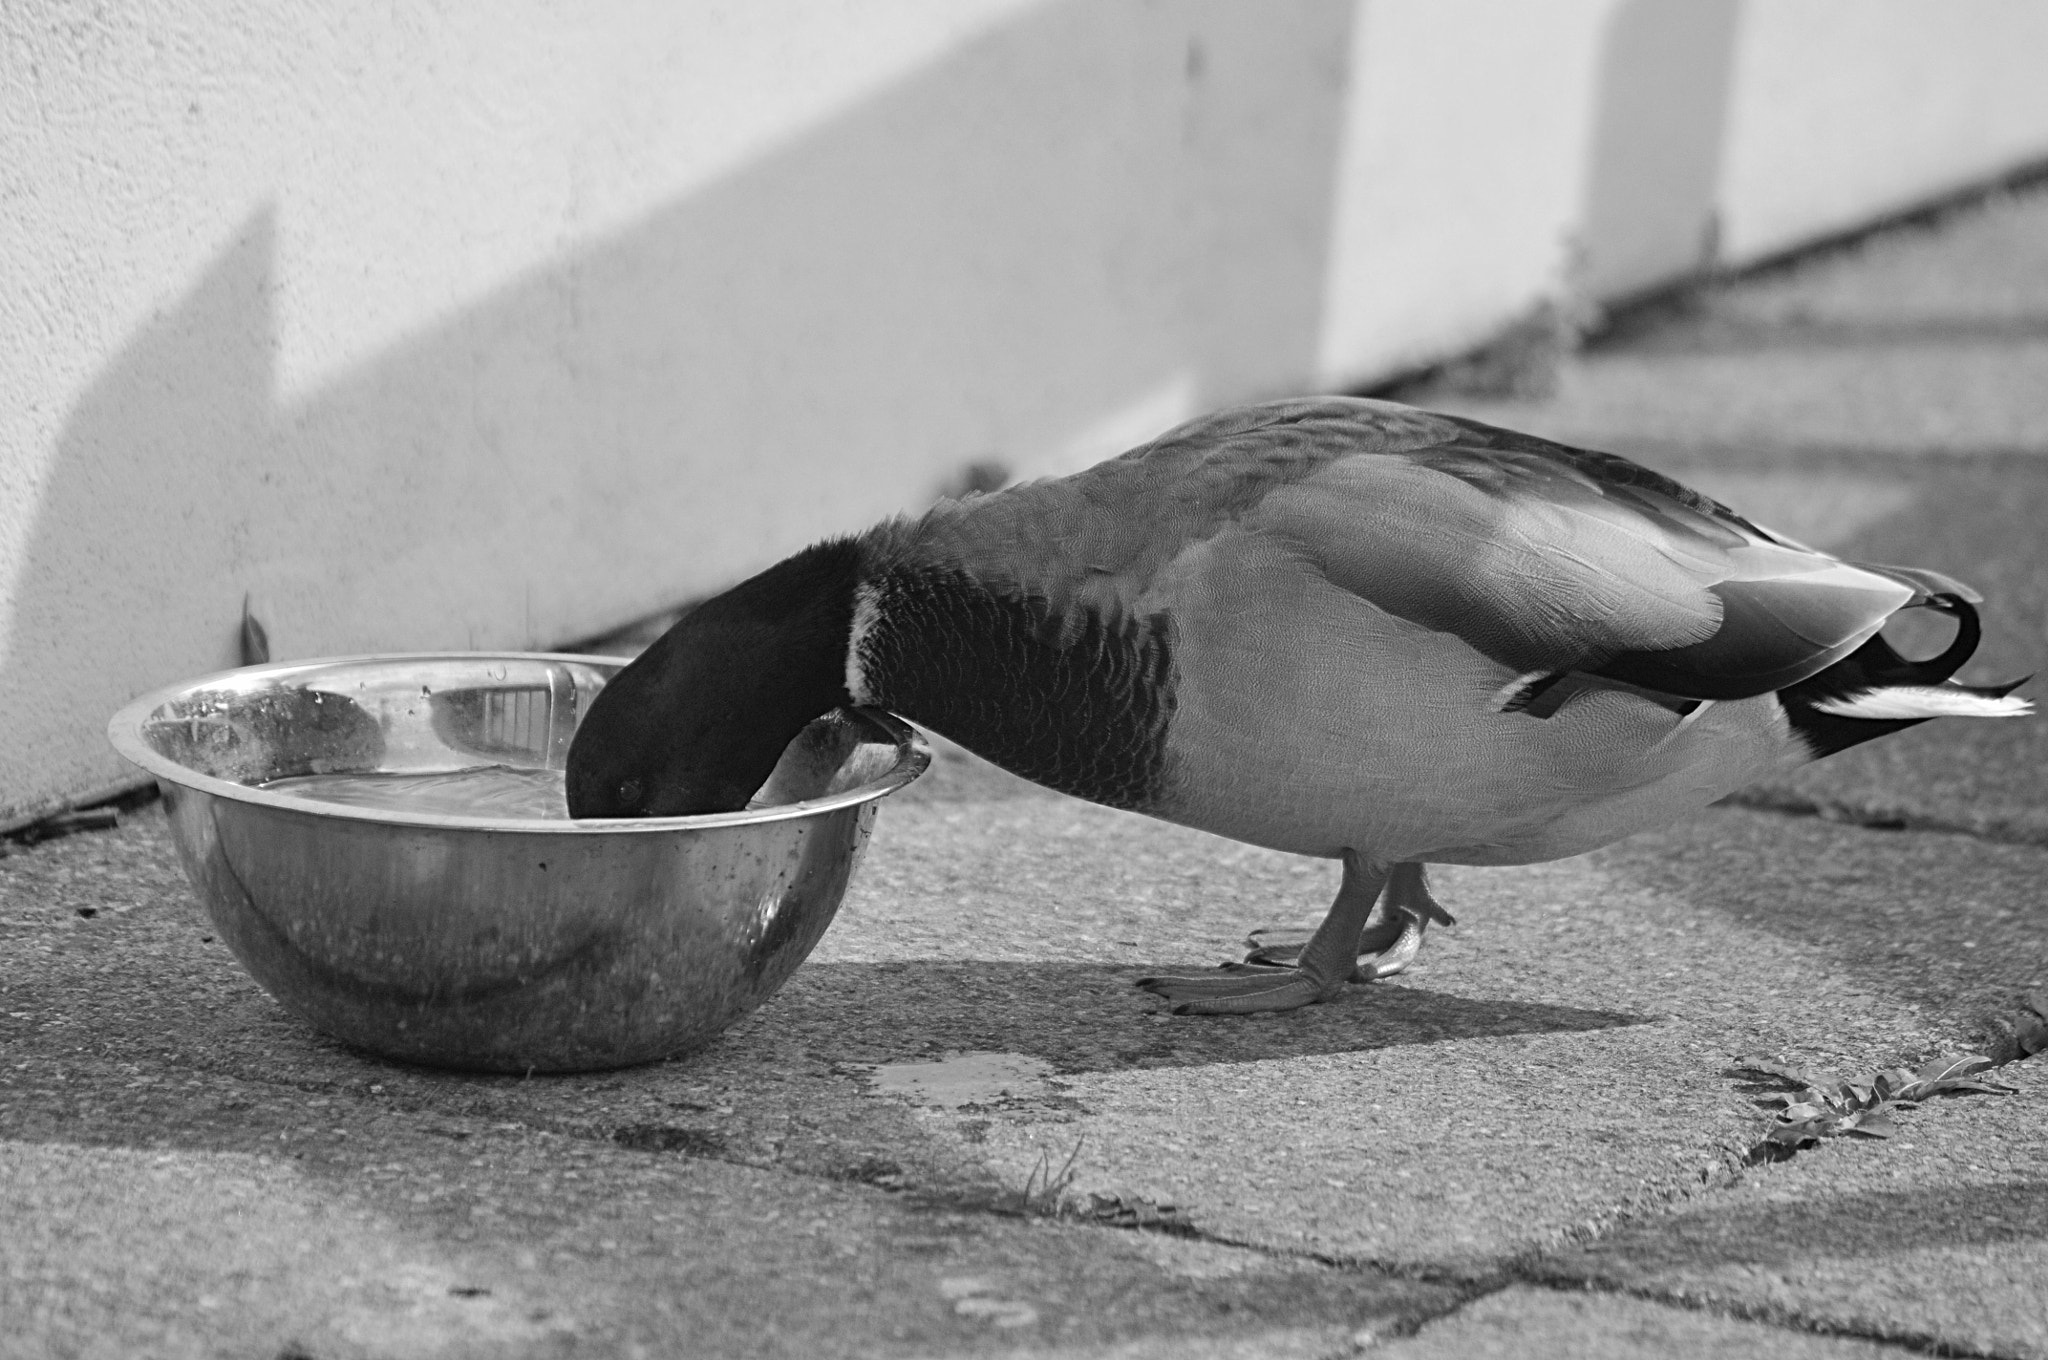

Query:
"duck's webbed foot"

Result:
[[1132, 962, 1335, 1015], [1136, 855, 1393, 1016], [1243, 863, 1453, 981]]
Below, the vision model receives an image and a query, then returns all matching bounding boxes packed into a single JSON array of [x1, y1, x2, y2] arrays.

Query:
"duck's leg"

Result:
[[1243, 863, 1454, 981], [1136, 853, 1390, 1015]]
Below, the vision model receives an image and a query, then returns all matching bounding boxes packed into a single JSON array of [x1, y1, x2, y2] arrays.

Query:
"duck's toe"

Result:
[[1134, 965, 1335, 1015], [1143, 852, 1396, 1015], [1244, 907, 1421, 980], [1241, 930, 1375, 982]]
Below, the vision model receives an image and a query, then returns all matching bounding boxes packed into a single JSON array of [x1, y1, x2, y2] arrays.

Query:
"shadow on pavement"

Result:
[[1596, 808, 2048, 1025], [1565, 1179, 2048, 1272], [739, 959, 1651, 1075]]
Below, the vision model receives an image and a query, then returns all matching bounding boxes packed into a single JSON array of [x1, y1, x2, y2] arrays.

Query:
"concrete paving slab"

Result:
[[1668, 187, 2048, 331], [1, 1062, 1459, 1360], [1442, 342, 2048, 457], [1535, 1058, 2048, 1359], [802, 793, 2040, 1274], [1593, 807, 2048, 1057], [9, 791, 2035, 1286], [1372, 1285, 1916, 1359], [0, 809, 1474, 1357], [1428, 183, 2048, 456], [3, 1136, 583, 1360], [8, 759, 2041, 1355]]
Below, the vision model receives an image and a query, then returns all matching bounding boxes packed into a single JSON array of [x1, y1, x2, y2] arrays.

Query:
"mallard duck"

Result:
[[566, 398, 2030, 1014]]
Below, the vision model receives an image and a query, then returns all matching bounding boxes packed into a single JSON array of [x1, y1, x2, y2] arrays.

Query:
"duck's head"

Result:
[[565, 539, 863, 818]]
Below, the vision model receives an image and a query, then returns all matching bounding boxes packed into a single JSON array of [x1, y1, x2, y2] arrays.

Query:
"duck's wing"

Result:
[[1224, 400, 1962, 702]]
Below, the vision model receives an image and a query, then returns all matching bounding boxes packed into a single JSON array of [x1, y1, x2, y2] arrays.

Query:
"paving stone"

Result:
[[1536, 1059, 2048, 1359], [9, 791, 2036, 1287], [1594, 807, 2048, 1054], [1374, 1285, 1916, 1359], [801, 794, 2041, 1273], [1429, 182, 2048, 456], [0, 808, 1465, 1358], [0, 1067, 1457, 1360]]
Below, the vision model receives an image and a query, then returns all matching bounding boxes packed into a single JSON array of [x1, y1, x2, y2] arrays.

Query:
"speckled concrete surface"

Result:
[[0, 806, 1465, 1358], [1432, 186, 2048, 458], [1540, 1057, 2048, 1359], [1373, 1286, 1918, 1360], [798, 790, 2040, 1271], [5, 773, 2042, 1355]]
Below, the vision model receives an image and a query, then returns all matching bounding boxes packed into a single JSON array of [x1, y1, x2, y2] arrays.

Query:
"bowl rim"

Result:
[[106, 651, 931, 834]]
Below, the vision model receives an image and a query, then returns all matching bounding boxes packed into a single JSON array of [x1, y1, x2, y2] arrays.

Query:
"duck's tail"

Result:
[[1779, 594, 2032, 758], [1809, 684, 2031, 721]]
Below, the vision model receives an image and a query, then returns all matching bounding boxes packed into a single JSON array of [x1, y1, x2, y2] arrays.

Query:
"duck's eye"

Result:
[[618, 778, 643, 806]]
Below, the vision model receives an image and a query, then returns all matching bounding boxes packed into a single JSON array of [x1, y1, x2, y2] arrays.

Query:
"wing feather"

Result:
[[1234, 404, 1922, 700], [887, 397, 1954, 704]]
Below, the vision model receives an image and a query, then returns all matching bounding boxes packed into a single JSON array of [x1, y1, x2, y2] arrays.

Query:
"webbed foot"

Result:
[[1135, 854, 1395, 1017], [1244, 863, 1452, 980], [1134, 961, 1339, 1015]]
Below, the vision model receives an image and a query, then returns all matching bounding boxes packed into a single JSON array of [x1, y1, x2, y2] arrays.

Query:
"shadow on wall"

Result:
[[4, 0, 1356, 820], [1577, 0, 1741, 303]]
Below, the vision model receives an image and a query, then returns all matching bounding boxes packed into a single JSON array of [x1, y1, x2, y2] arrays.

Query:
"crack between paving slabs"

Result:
[[1506, 1273, 2010, 1360], [1482, 1117, 2029, 1359], [358, 1077, 2020, 1360], [0, 1057, 1948, 1352], [552, 1099, 1525, 1354], [1483, 1048, 2046, 1357], [49, 1056, 1964, 1358]]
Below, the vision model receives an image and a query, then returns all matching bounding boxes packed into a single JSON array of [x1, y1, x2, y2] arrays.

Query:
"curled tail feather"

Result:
[[1780, 594, 2031, 757]]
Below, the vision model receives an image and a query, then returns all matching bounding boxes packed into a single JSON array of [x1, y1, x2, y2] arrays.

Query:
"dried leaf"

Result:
[[239, 594, 270, 668], [1764, 1123, 1823, 1152], [2015, 1012, 2048, 1057], [1894, 1055, 2012, 1102], [1837, 1105, 1899, 1138], [1738, 1049, 2017, 1168], [1915, 1055, 1993, 1086], [1915, 1077, 2017, 1099], [1731, 1055, 1825, 1088], [1085, 1193, 1198, 1235]]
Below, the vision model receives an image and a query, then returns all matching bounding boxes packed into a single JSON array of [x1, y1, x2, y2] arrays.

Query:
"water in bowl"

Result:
[[264, 766, 570, 820]]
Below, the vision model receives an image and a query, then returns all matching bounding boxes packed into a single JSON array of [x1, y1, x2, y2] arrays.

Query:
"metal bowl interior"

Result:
[[107, 653, 928, 1072]]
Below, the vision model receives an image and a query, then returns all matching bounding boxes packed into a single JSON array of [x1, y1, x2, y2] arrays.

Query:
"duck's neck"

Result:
[[850, 563, 1177, 811], [566, 538, 863, 816]]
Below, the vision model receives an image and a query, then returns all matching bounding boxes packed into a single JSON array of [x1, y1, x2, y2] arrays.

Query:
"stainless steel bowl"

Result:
[[107, 653, 928, 1073]]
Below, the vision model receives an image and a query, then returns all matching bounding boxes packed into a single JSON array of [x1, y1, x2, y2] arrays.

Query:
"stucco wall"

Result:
[[1718, 0, 2048, 264], [6, 0, 2048, 823], [1314, 0, 1615, 382]]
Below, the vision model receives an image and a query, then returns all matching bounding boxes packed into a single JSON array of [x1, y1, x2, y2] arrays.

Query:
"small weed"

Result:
[[988, 1137, 1084, 1217]]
